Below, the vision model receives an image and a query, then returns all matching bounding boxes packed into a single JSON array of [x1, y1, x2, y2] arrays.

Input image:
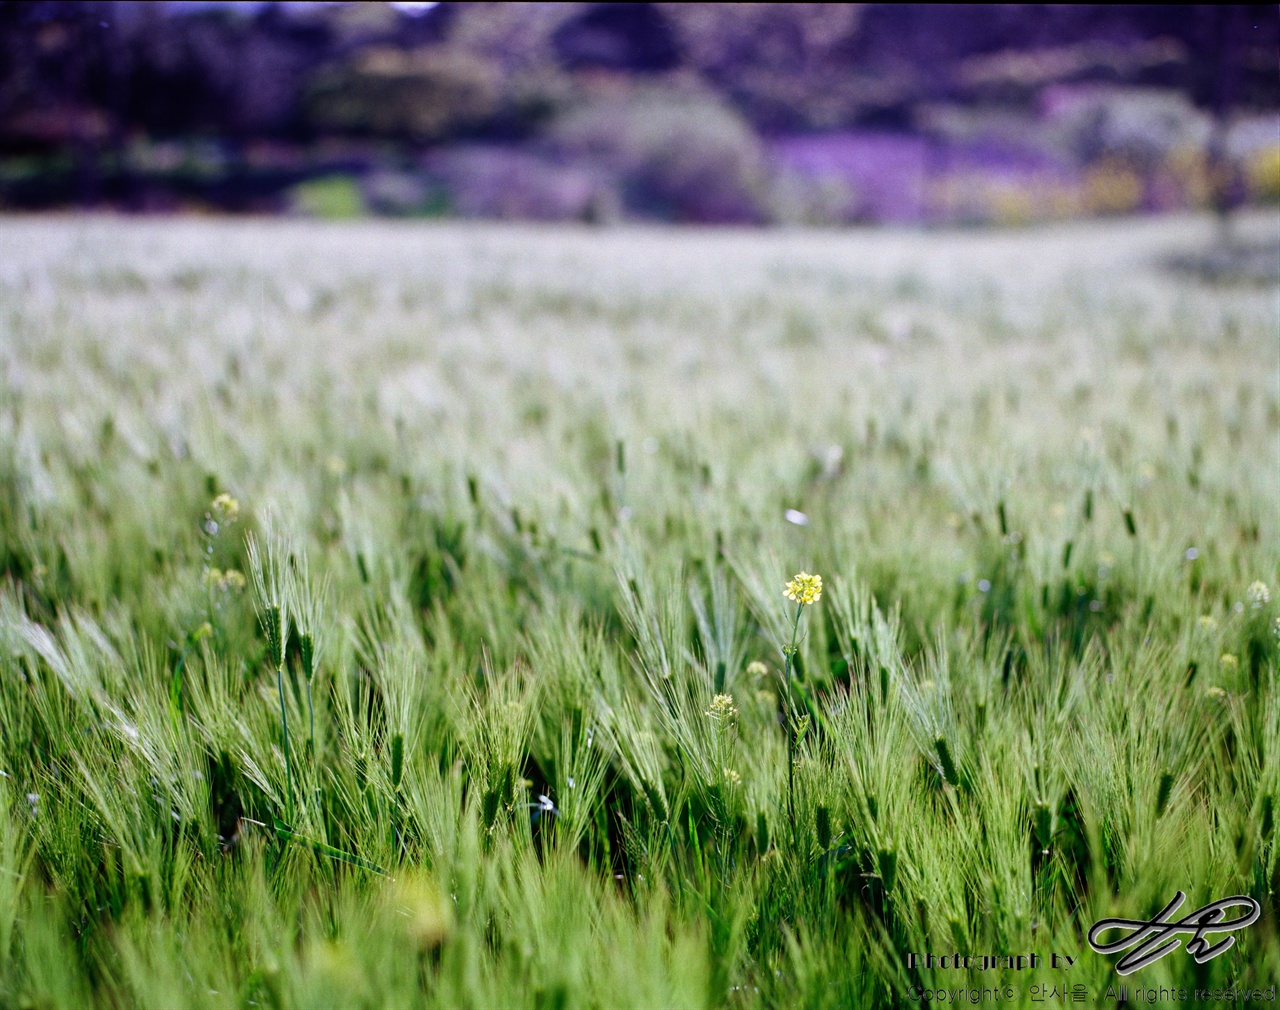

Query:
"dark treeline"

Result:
[[0, 2, 1276, 216]]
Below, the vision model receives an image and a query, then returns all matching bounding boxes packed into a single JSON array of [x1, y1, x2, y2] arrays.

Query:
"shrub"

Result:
[[289, 174, 365, 218], [1082, 158, 1145, 216], [547, 86, 770, 223], [1246, 145, 1280, 204], [425, 146, 615, 221], [305, 47, 502, 141]]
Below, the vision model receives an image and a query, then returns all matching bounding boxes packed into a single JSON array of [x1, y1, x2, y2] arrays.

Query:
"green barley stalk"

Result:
[[248, 530, 295, 827]]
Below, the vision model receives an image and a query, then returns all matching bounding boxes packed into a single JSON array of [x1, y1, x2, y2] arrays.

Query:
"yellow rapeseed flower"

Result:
[[205, 567, 247, 592], [784, 571, 822, 605], [210, 493, 240, 524], [383, 871, 454, 952]]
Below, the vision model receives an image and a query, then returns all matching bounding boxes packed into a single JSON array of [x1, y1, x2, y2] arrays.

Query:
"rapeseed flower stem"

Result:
[[781, 571, 820, 845], [784, 602, 801, 842]]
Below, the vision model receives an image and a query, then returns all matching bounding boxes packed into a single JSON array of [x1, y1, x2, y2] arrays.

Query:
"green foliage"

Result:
[[290, 175, 366, 219], [0, 215, 1276, 1006]]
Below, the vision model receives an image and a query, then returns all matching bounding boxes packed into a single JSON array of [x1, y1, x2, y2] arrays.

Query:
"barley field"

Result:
[[0, 212, 1276, 1007]]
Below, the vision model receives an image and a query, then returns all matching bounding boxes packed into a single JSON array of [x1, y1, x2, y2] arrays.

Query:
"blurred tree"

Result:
[[552, 4, 680, 73], [305, 46, 502, 141], [1183, 5, 1278, 241], [660, 4, 867, 131]]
